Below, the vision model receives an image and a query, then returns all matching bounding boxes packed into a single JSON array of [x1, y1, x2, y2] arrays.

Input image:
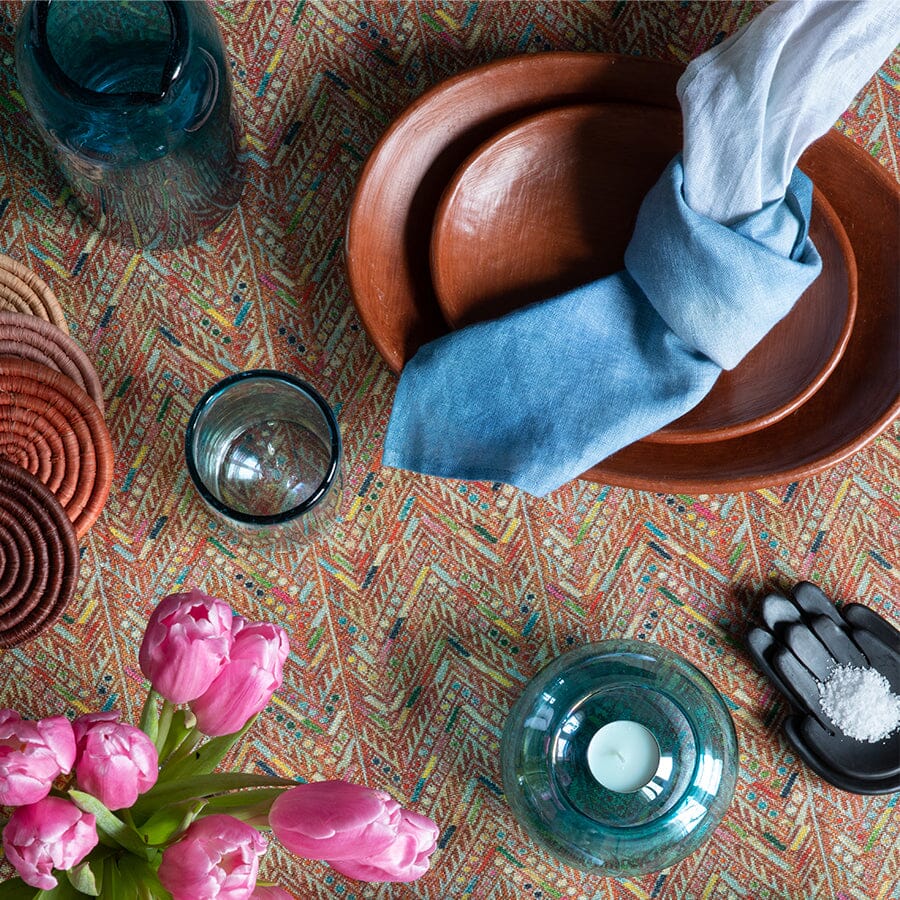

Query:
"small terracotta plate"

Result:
[[430, 103, 857, 443]]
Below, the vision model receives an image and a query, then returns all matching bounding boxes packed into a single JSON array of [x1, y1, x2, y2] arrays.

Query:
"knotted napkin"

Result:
[[383, 1, 900, 496]]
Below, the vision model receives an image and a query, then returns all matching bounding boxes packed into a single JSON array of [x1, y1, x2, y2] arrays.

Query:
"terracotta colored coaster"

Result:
[[0, 311, 104, 413], [0, 254, 69, 334], [0, 459, 79, 647], [0, 357, 113, 538]]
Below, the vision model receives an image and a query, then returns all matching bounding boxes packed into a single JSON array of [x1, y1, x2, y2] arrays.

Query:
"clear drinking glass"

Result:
[[500, 640, 738, 875], [15, 0, 245, 249], [185, 371, 342, 542]]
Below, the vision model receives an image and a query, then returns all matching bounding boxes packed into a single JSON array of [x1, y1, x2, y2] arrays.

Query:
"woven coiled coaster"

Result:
[[0, 357, 113, 538], [0, 254, 68, 334], [0, 459, 79, 647], [0, 311, 104, 413]]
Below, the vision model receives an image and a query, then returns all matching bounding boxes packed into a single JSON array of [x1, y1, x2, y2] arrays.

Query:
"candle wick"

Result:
[[612, 750, 626, 764]]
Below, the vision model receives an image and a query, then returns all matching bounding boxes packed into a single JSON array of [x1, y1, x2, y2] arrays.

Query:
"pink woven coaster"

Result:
[[0, 311, 104, 413]]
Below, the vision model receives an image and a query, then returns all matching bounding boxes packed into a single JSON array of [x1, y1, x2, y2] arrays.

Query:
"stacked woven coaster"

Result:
[[0, 254, 112, 648]]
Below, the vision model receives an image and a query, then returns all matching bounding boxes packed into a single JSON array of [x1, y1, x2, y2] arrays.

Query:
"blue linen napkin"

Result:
[[382, 1, 899, 496], [383, 158, 821, 496]]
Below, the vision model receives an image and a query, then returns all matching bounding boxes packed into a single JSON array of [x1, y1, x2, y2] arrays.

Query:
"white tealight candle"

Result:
[[586, 720, 661, 793]]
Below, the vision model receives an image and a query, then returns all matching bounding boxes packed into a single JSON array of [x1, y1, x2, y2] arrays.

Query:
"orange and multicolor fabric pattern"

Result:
[[0, 2, 897, 898]]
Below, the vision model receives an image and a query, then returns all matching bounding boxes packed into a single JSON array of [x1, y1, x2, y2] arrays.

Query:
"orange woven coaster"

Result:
[[0, 311, 104, 413], [0, 357, 113, 538], [0, 459, 79, 647], [0, 254, 68, 334]]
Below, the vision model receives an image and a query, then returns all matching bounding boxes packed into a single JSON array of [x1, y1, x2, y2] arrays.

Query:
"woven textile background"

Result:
[[1, 2, 898, 898]]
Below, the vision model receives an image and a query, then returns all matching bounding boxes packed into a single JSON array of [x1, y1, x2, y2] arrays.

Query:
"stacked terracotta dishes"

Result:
[[0, 254, 112, 647], [345, 53, 900, 493]]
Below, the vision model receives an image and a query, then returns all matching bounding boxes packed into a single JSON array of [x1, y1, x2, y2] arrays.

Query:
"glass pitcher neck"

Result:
[[29, 0, 190, 107]]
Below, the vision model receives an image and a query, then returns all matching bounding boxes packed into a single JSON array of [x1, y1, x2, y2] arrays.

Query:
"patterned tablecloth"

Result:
[[1, 2, 898, 898]]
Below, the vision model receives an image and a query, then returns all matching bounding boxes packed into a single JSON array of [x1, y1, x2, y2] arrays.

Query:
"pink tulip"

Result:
[[2, 797, 98, 890], [72, 711, 158, 810], [190, 618, 290, 736], [251, 888, 294, 900], [158, 814, 267, 900], [139, 588, 234, 704], [0, 709, 76, 806], [326, 809, 439, 883], [268, 781, 403, 861]]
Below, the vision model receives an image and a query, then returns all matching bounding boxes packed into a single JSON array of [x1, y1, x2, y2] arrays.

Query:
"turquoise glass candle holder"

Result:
[[500, 640, 737, 876]]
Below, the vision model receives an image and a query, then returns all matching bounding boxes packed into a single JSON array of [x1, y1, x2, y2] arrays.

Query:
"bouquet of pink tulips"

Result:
[[0, 589, 438, 898]]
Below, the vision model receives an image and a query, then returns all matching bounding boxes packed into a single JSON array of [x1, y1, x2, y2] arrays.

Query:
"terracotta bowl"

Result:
[[345, 52, 899, 492], [0, 357, 113, 537], [430, 102, 856, 443], [0, 459, 79, 647]]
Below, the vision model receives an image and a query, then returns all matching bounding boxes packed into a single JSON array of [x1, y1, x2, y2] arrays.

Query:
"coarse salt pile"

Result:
[[818, 664, 900, 742]]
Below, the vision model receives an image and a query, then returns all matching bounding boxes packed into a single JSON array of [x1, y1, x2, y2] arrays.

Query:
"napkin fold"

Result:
[[383, 0, 900, 496]]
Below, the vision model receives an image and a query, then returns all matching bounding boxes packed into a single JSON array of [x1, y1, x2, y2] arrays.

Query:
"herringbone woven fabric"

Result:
[[0, 3, 897, 898]]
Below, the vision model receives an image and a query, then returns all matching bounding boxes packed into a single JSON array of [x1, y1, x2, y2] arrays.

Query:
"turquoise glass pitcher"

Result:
[[14, 0, 246, 249]]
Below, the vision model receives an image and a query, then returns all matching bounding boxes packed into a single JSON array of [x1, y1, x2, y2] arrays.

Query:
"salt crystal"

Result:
[[817, 664, 900, 743]]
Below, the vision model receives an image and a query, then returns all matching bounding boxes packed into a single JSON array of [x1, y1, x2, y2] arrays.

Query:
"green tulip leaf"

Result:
[[200, 787, 285, 827], [33, 878, 82, 899], [113, 855, 168, 900], [66, 857, 103, 896], [98, 857, 120, 900], [0, 877, 40, 899], [156, 716, 256, 783], [132, 772, 294, 821], [68, 791, 149, 859], [138, 798, 207, 846]]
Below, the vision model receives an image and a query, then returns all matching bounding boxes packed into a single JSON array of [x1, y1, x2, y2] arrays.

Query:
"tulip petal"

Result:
[[2, 798, 98, 891], [269, 782, 401, 860], [138, 590, 234, 704], [323, 808, 439, 883], [326, 834, 428, 883], [158, 814, 266, 900], [190, 621, 289, 738]]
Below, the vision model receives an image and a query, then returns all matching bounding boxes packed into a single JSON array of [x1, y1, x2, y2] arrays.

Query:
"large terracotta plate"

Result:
[[345, 53, 899, 492], [430, 102, 856, 443]]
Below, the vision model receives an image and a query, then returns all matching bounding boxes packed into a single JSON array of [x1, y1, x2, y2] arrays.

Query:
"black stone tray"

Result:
[[746, 581, 900, 794]]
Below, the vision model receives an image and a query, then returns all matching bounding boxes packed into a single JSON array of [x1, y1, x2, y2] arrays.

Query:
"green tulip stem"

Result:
[[139, 689, 161, 743], [155, 700, 175, 755], [162, 725, 204, 771]]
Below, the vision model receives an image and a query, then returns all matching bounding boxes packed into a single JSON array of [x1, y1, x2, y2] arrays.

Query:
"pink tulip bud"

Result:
[[251, 888, 294, 900], [0, 709, 76, 806], [139, 588, 234, 704], [190, 618, 290, 737], [2, 797, 98, 890], [158, 814, 267, 900], [268, 781, 404, 861], [326, 809, 439, 883], [72, 711, 159, 810]]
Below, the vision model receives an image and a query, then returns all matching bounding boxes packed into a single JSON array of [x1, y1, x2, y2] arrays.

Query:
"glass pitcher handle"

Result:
[[31, 0, 189, 104]]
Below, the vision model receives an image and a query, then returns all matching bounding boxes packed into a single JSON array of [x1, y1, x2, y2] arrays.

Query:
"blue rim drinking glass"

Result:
[[185, 370, 342, 541]]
